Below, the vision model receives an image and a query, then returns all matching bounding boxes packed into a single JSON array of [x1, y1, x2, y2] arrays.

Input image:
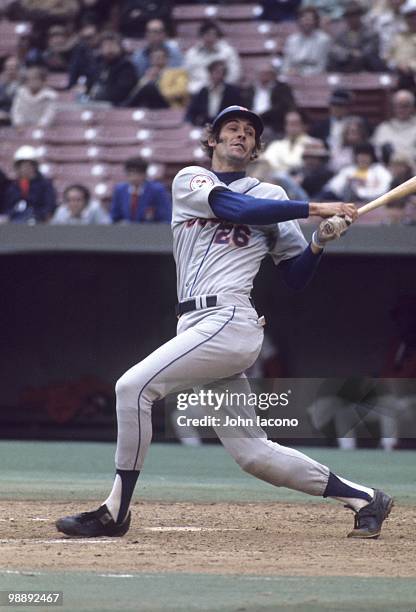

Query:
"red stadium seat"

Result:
[[39, 162, 111, 181], [217, 4, 263, 20], [31, 126, 98, 145], [42, 145, 102, 163], [172, 5, 221, 21], [230, 36, 277, 56], [92, 146, 141, 164]]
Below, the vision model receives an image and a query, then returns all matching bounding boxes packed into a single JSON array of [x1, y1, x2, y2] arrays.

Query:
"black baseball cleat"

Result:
[[347, 489, 394, 539], [55, 504, 131, 537]]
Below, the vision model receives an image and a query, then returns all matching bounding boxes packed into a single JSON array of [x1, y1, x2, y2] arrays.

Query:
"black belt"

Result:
[[176, 295, 217, 316], [176, 295, 255, 317]]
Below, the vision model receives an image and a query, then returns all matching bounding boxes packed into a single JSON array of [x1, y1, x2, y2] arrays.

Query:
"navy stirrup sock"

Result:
[[115, 469, 140, 523], [323, 472, 372, 502]]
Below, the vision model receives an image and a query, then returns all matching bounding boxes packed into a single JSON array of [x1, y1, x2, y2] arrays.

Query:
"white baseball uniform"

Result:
[[114, 165, 330, 496]]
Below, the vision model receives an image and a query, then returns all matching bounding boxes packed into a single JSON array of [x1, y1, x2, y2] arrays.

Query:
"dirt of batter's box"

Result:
[[0, 500, 415, 577]]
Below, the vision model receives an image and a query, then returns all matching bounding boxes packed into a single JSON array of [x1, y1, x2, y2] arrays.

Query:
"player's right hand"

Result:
[[310, 202, 358, 221]]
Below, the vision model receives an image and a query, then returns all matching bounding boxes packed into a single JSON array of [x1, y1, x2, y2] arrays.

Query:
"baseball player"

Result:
[[56, 106, 393, 539]]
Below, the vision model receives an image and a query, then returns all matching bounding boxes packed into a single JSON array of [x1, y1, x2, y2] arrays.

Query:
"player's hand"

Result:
[[312, 215, 352, 249], [310, 202, 358, 221]]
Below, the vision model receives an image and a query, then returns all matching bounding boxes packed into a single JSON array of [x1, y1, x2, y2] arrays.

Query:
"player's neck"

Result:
[[211, 160, 246, 173]]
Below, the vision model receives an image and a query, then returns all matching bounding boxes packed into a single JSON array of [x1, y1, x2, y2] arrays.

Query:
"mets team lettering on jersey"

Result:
[[172, 166, 308, 300]]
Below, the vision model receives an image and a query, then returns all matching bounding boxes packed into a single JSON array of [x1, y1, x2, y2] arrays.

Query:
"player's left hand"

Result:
[[313, 215, 352, 247]]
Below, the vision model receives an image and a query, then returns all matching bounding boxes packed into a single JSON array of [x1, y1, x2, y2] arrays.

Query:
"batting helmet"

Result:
[[212, 106, 264, 138]]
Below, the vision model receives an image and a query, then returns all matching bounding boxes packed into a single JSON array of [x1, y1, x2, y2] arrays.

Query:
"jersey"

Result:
[[171, 165, 308, 301]]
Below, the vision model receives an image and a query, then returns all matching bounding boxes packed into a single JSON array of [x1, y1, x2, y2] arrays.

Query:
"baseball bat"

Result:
[[357, 175, 416, 217]]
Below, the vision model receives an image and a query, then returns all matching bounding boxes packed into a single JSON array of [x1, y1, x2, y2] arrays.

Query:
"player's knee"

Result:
[[234, 448, 267, 477], [115, 371, 158, 412], [115, 373, 143, 406]]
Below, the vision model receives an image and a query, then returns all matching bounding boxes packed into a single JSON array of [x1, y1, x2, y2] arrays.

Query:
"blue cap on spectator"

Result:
[[212, 106, 264, 138]]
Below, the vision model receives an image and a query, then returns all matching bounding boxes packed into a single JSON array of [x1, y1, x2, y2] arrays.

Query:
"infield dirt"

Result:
[[0, 500, 415, 577]]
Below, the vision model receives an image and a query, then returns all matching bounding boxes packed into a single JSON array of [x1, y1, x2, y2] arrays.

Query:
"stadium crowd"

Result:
[[0, 0, 415, 225]]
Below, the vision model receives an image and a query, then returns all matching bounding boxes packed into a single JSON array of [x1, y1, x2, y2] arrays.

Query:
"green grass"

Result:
[[0, 441, 414, 503], [1, 572, 415, 612]]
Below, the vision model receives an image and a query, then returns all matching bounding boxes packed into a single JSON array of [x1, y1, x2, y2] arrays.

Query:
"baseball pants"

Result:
[[114, 304, 330, 496]]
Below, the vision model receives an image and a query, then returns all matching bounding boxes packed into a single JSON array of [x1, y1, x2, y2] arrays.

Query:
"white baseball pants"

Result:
[[114, 305, 329, 496]]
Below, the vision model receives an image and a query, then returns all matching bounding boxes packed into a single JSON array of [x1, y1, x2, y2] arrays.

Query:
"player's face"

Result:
[[210, 119, 257, 171]]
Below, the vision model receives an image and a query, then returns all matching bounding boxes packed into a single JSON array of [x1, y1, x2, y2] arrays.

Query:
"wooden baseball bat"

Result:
[[357, 175, 416, 217]]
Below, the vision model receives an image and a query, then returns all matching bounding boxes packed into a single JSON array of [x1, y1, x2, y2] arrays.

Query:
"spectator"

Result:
[[364, 0, 406, 60], [248, 158, 309, 200], [330, 115, 370, 172], [281, 7, 332, 76], [327, 1, 386, 72], [185, 60, 242, 126], [259, 0, 302, 21], [386, 153, 416, 220], [127, 46, 188, 109], [372, 90, 416, 163], [88, 32, 137, 106], [11, 65, 57, 128], [119, 1, 173, 39], [299, 140, 334, 198], [386, 0, 416, 90], [26, 24, 73, 73], [0, 56, 21, 124], [323, 143, 392, 203], [111, 157, 171, 223], [389, 153, 415, 189], [51, 184, 111, 224], [131, 18, 183, 78], [185, 20, 241, 95], [240, 61, 296, 136], [67, 22, 100, 90], [310, 89, 354, 153], [261, 109, 318, 174], [4, 145, 56, 223]]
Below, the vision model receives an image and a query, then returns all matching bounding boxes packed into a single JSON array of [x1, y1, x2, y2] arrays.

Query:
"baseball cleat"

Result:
[[347, 489, 394, 539], [55, 504, 130, 537]]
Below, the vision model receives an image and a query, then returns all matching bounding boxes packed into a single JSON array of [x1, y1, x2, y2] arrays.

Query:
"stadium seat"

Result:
[[32, 126, 98, 145], [91, 146, 141, 164], [0, 20, 30, 56], [216, 4, 263, 20], [172, 5, 221, 21], [52, 107, 98, 126], [40, 162, 111, 181], [230, 37, 277, 56], [42, 145, 101, 163]]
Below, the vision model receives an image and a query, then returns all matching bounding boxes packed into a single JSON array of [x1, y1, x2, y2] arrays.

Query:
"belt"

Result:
[[175, 294, 254, 317]]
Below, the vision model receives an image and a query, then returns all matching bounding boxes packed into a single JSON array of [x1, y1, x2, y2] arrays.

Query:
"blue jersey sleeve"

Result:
[[279, 244, 323, 291], [209, 188, 309, 224]]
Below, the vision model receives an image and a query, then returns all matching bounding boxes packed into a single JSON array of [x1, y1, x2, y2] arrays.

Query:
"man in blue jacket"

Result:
[[111, 157, 171, 223], [5, 145, 56, 223]]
